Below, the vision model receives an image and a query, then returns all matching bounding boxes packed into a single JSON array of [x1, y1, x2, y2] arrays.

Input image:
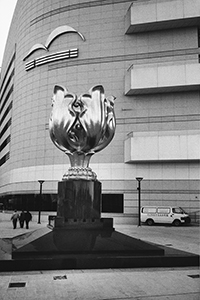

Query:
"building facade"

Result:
[[0, 0, 199, 223]]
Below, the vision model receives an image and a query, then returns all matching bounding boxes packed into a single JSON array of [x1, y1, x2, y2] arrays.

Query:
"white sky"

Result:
[[0, 0, 18, 67]]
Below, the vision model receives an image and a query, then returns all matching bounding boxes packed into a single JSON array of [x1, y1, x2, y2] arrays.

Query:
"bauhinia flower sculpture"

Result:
[[49, 85, 116, 180]]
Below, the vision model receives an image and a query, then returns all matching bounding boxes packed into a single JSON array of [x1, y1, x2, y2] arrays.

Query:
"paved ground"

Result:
[[0, 212, 199, 300], [115, 224, 200, 256], [0, 267, 199, 300]]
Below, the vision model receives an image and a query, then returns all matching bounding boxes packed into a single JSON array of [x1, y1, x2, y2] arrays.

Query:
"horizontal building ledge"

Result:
[[125, 0, 200, 33], [125, 63, 200, 95], [124, 131, 200, 163]]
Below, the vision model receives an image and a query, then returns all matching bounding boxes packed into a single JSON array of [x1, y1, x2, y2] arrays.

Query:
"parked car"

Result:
[[141, 206, 191, 226]]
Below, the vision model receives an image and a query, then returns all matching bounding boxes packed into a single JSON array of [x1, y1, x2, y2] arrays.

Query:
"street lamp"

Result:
[[38, 180, 44, 224], [136, 177, 143, 227]]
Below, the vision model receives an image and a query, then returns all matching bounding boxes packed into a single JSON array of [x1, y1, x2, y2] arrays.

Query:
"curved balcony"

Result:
[[124, 131, 200, 163], [125, 63, 200, 95], [125, 0, 200, 33]]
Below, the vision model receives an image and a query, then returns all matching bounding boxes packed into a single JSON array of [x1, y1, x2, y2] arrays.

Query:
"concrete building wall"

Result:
[[0, 0, 199, 223]]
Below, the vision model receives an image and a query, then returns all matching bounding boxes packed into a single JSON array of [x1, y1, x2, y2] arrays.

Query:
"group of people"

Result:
[[11, 210, 32, 229]]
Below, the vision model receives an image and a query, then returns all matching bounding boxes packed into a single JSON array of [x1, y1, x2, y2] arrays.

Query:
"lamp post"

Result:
[[38, 180, 44, 224], [136, 177, 143, 227]]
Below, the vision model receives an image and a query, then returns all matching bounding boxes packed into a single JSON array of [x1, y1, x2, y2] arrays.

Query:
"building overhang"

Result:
[[125, 63, 200, 95], [125, 0, 200, 33], [124, 131, 200, 163]]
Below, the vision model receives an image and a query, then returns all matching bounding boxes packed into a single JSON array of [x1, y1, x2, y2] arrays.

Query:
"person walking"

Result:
[[24, 210, 32, 229], [19, 210, 26, 228], [11, 210, 19, 229]]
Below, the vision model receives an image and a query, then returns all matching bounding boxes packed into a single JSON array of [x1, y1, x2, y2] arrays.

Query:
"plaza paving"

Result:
[[0, 212, 199, 300]]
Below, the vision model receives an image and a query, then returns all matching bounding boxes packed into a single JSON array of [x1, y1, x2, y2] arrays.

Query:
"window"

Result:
[[0, 135, 11, 152], [102, 194, 124, 213], [142, 207, 156, 213], [0, 118, 12, 138], [0, 152, 10, 166], [157, 208, 170, 214], [172, 207, 183, 214]]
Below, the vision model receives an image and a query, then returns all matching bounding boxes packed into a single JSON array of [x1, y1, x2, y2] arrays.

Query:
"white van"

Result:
[[141, 206, 190, 226]]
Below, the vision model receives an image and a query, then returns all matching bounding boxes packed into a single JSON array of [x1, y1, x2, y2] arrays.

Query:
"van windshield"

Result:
[[172, 207, 186, 214]]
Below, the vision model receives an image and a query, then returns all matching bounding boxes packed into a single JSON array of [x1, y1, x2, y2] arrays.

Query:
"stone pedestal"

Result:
[[57, 180, 102, 222], [10, 179, 168, 271], [11, 179, 169, 270]]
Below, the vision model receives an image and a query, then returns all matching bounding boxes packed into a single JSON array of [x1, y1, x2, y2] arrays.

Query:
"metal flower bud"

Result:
[[49, 85, 116, 180]]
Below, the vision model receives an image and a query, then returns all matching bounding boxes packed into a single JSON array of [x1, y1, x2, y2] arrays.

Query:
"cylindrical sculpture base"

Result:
[[57, 180, 101, 221]]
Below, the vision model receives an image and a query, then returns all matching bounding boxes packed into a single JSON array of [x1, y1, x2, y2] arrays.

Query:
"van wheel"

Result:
[[146, 219, 154, 226], [173, 219, 181, 226]]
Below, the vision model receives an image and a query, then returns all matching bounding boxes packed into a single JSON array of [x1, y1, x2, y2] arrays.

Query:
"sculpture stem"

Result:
[[67, 151, 93, 168], [63, 151, 96, 180]]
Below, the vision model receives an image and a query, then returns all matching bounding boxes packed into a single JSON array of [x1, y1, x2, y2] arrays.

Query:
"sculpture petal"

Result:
[[93, 95, 116, 152], [49, 85, 76, 153], [78, 85, 106, 152]]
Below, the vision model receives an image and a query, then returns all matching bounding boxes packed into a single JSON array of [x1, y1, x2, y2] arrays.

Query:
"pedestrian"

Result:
[[19, 210, 26, 228], [11, 210, 19, 229], [24, 210, 32, 229]]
